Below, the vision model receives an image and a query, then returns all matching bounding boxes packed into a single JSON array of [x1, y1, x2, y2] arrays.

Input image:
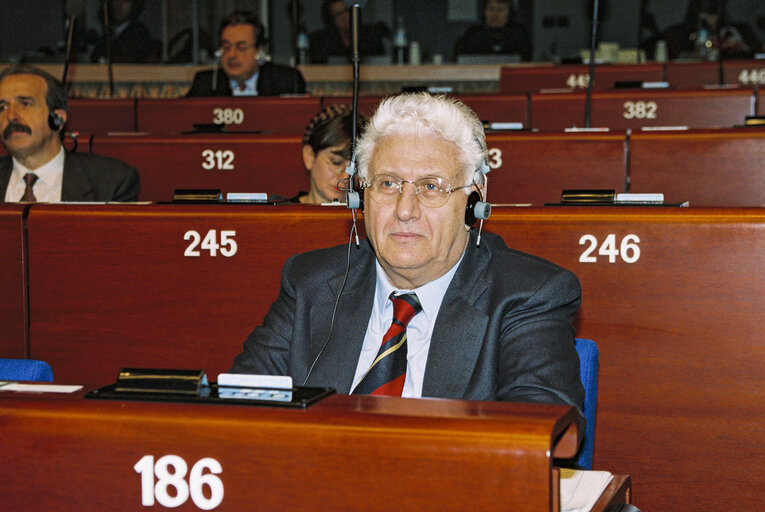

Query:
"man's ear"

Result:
[[302, 145, 316, 172], [52, 109, 68, 130]]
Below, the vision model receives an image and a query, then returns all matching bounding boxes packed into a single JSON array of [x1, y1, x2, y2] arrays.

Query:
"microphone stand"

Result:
[[62, 16, 77, 91], [584, 0, 600, 128], [103, 0, 115, 98]]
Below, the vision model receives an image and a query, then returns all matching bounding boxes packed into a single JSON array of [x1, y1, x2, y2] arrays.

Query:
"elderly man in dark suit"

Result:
[[186, 11, 305, 97], [0, 65, 139, 202], [231, 93, 584, 427]]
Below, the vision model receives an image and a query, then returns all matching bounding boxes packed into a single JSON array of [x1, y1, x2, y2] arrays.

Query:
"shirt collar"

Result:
[[230, 71, 259, 96], [373, 250, 466, 325], [12, 145, 65, 185]]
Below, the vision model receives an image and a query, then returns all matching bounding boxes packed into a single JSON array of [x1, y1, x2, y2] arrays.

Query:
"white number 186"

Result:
[[134, 455, 224, 510]]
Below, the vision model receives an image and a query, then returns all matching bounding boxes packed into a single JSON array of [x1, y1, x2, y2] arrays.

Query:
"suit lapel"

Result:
[[61, 153, 94, 202], [304, 242, 376, 393], [0, 158, 12, 202], [422, 232, 490, 398]]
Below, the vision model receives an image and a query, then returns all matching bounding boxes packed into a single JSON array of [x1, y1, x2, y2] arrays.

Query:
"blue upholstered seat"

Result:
[[0, 358, 54, 382], [575, 338, 599, 470]]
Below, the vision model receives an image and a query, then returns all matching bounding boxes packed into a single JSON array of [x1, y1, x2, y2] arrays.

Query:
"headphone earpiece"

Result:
[[465, 190, 490, 226], [48, 111, 63, 131], [346, 190, 364, 212]]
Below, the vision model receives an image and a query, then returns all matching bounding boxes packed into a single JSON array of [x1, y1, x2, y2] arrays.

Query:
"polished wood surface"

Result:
[[0, 204, 27, 359], [484, 131, 627, 205], [664, 61, 720, 89], [499, 63, 664, 94], [17, 204, 765, 510], [89, 134, 306, 202], [530, 88, 754, 130], [67, 98, 137, 135], [323, 93, 529, 128], [135, 97, 322, 135], [0, 390, 580, 511], [630, 128, 765, 206]]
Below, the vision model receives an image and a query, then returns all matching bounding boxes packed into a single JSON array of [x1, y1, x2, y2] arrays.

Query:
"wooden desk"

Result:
[[530, 88, 754, 130], [135, 97, 322, 135], [722, 59, 765, 87], [499, 63, 664, 94], [629, 128, 765, 206], [484, 131, 627, 205], [0, 390, 589, 511], [322, 93, 529, 128], [22, 205, 765, 510], [664, 61, 720, 89], [89, 134, 307, 202], [67, 98, 137, 135], [0, 204, 27, 359]]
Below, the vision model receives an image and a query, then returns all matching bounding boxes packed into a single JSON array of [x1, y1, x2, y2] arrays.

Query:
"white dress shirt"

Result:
[[5, 146, 65, 202], [351, 252, 465, 398]]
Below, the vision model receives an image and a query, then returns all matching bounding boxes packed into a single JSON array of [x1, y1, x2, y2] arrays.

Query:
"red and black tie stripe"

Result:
[[352, 292, 422, 396]]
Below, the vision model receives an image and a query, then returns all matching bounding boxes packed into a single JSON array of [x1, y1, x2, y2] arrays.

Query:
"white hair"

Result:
[[355, 93, 487, 188]]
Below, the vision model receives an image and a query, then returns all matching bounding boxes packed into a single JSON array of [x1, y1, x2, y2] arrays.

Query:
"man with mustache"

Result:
[[230, 93, 585, 437], [0, 65, 140, 202], [186, 11, 305, 97]]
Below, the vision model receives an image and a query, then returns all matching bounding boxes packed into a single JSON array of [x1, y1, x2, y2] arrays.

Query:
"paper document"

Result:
[[560, 468, 613, 512]]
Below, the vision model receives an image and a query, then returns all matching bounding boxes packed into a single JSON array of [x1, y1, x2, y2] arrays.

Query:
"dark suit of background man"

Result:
[[231, 93, 585, 431], [0, 65, 139, 203], [186, 10, 306, 97]]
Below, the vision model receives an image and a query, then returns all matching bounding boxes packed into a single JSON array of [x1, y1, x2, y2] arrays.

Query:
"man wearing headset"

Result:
[[231, 93, 583, 429], [0, 65, 140, 202], [186, 10, 305, 97]]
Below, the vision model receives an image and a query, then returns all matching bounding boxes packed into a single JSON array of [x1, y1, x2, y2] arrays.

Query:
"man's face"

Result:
[[330, 1, 350, 34], [364, 134, 472, 290], [110, 0, 133, 24], [485, 0, 510, 28], [0, 74, 63, 161], [220, 24, 260, 83]]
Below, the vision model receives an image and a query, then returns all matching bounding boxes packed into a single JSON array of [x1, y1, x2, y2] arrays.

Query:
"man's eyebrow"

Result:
[[15, 95, 36, 103]]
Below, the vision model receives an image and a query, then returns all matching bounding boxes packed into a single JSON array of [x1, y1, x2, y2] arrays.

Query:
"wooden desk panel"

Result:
[[0, 390, 580, 511], [484, 131, 627, 204], [23, 205, 765, 510], [323, 93, 529, 128], [67, 98, 137, 135], [721, 59, 765, 87], [499, 64, 664, 94], [90, 134, 307, 202], [25, 205, 356, 387], [135, 97, 322, 135], [0, 204, 27, 359], [492, 207, 765, 511], [530, 88, 754, 130], [630, 128, 765, 206], [664, 61, 720, 89]]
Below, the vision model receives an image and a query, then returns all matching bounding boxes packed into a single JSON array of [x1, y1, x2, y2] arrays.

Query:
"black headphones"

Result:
[[48, 111, 64, 131]]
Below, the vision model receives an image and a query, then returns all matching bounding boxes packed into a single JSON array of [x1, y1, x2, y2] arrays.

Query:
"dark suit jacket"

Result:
[[0, 151, 140, 202], [231, 230, 585, 424], [185, 63, 306, 97]]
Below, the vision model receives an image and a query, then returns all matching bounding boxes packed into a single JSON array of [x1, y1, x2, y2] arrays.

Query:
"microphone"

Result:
[[101, 0, 115, 97], [344, 0, 364, 247], [212, 49, 223, 92], [584, 0, 600, 128], [62, 0, 85, 90]]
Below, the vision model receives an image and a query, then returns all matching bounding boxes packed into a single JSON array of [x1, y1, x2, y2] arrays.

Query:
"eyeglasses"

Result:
[[361, 175, 472, 208], [220, 42, 257, 53]]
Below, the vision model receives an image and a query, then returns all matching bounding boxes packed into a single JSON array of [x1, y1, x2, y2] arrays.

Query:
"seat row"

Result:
[[499, 59, 765, 93], [0, 203, 762, 511], [65, 86, 763, 136], [48, 127, 765, 206]]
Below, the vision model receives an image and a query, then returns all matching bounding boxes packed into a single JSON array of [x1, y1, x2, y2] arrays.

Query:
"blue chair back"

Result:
[[575, 338, 599, 469], [0, 358, 54, 382]]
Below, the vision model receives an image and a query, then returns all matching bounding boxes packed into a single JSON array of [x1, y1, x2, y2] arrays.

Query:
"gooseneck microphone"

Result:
[[102, 0, 115, 97], [584, 0, 600, 128], [62, 0, 85, 91], [303, 0, 367, 387]]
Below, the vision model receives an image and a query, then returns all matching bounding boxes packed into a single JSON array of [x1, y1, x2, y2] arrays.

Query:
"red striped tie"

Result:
[[352, 292, 422, 396], [22, 173, 38, 202]]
